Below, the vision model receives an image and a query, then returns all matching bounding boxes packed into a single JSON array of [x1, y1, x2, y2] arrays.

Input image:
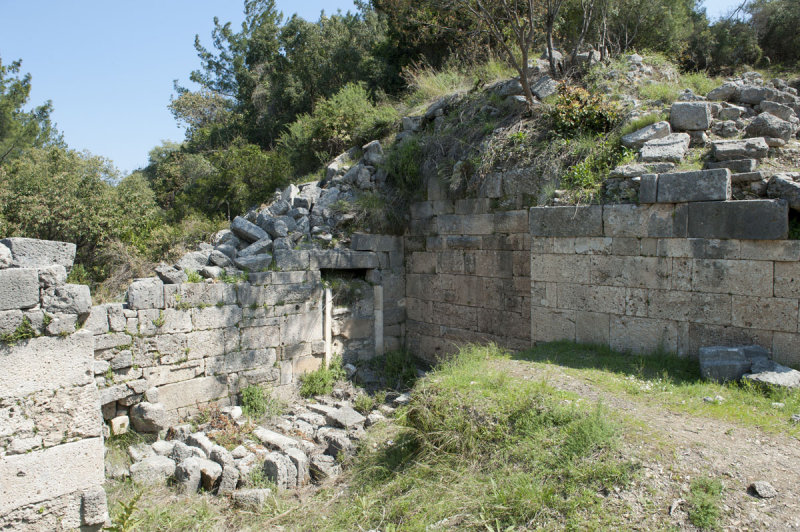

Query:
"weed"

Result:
[[687, 476, 724, 529], [620, 113, 668, 137], [106, 490, 142, 532], [299, 356, 346, 398], [105, 367, 115, 384], [353, 393, 376, 414], [383, 137, 423, 200], [245, 462, 278, 490], [366, 349, 423, 391], [185, 270, 203, 283], [0, 317, 37, 344], [241, 385, 285, 419], [151, 311, 166, 328]]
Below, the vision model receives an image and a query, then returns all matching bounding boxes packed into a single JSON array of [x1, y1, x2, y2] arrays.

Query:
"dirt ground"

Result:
[[498, 358, 800, 531]]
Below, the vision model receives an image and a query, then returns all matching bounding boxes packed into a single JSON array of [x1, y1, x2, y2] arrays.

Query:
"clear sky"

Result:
[[1, 0, 741, 175]]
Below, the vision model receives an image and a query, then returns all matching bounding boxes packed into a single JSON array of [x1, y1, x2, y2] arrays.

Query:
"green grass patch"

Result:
[[240, 384, 284, 419], [298, 356, 346, 398], [0, 317, 38, 344], [516, 341, 800, 437], [687, 476, 725, 529], [313, 344, 637, 530], [620, 112, 668, 137]]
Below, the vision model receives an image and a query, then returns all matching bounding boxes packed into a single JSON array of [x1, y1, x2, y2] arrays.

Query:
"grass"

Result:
[[240, 384, 285, 419], [0, 316, 38, 344], [298, 356, 346, 397], [516, 341, 800, 438], [638, 73, 723, 104], [687, 476, 725, 530], [620, 112, 668, 137], [362, 348, 424, 391]]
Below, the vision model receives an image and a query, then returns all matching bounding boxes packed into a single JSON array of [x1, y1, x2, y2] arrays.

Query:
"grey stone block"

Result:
[[233, 254, 273, 272], [639, 133, 691, 163], [130, 402, 169, 433], [1, 237, 76, 270], [711, 138, 769, 161], [0, 268, 40, 310], [231, 216, 269, 243], [705, 159, 757, 173], [273, 250, 310, 271], [639, 174, 658, 203], [687, 200, 788, 240], [731, 171, 767, 183], [670, 102, 711, 131], [127, 278, 165, 310], [621, 121, 671, 148], [699, 346, 751, 382], [656, 169, 731, 203], [42, 284, 92, 317], [529, 206, 603, 237], [309, 250, 379, 269], [745, 112, 795, 141]]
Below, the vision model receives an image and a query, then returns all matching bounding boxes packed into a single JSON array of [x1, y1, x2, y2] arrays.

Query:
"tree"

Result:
[[0, 57, 61, 165], [748, 0, 800, 64]]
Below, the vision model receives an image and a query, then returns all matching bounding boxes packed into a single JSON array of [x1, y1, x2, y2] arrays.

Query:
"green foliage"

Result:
[[240, 385, 284, 419], [299, 356, 346, 398], [106, 490, 142, 532], [561, 136, 631, 199], [550, 85, 622, 137], [185, 270, 203, 283], [279, 83, 398, 175], [383, 137, 423, 198], [687, 476, 724, 529], [0, 317, 37, 344], [353, 393, 377, 414], [366, 349, 421, 391], [748, 0, 800, 64], [620, 113, 668, 137]]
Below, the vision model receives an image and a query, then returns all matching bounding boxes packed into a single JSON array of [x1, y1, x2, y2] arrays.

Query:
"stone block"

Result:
[[494, 211, 529, 233], [705, 158, 758, 173], [157, 376, 228, 411], [609, 316, 678, 354], [639, 174, 658, 203], [0, 437, 104, 515], [740, 240, 800, 262], [711, 138, 769, 161], [436, 214, 495, 235], [0, 268, 40, 311], [529, 206, 603, 237], [731, 295, 798, 332], [282, 311, 323, 345], [230, 216, 268, 243], [775, 261, 800, 298], [656, 169, 731, 203], [1, 237, 76, 270], [532, 306, 575, 343], [42, 284, 92, 317], [687, 200, 788, 240], [83, 305, 110, 335], [310, 250, 379, 269], [273, 250, 310, 271], [557, 283, 626, 314], [622, 121, 671, 148], [128, 278, 165, 310], [772, 332, 800, 368], [240, 324, 280, 349], [670, 102, 711, 131], [575, 311, 610, 344], [691, 259, 773, 296], [234, 254, 273, 272], [590, 255, 672, 289], [0, 309, 23, 335], [293, 355, 323, 375], [646, 290, 731, 325], [639, 133, 690, 163], [685, 322, 773, 357], [698, 346, 751, 381], [531, 254, 592, 283], [192, 305, 242, 330], [603, 203, 686, 238]]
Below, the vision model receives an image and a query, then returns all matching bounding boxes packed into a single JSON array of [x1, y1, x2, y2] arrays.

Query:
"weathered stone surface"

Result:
[[130, 402, 170, 433], [705, 159, 757, 173], [157, 376, 229, 411], [42, 284, 92, 316], [621, 121, 671, 148], [325, 406, 366, 429], [253, 427, 300, 452], [239, 237, 273, 258], [698, 346, 752, 381], [273, 249, 310, 271], [639, 174, 658, 203], [692, 259, 773, 297], [317, 427, 354, 457], [530, 206, 602, 237], [656, 169, 731, 203], [750, 481, 778, 499], [745, 112, 795, 141], [688, 200, 788, 240], [186, 432, 214, 457], [745, 361, 800, 388], [128, 277, 165, 310], [81, 486, 109, 527], [310, 249, 379, 269], [767, 174, 800, 212], [234, 254, 273, 272], [231, 216, 269, 243], [706, 82, 737, 101], [670, 102, 711, 131], [0, 243, 11, 268], [1, 237, 76, 270], [531, 75, 558, 99], [218, 465, 240, 494], [0, 268, 40, 310], [232, 489, 272, 509], [610, 162, 675, 178], [263, 451, 297, 489], [760, 100, 796, 121], [309, 454, 341, 482], [130, 455, 176, 484], [711, 138, 769, 161], [639, 133, 691, 163], [603, 203, 686, 238]]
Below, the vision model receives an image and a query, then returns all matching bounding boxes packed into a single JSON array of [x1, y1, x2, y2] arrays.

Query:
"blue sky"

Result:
[[1, 0, 741, 175]]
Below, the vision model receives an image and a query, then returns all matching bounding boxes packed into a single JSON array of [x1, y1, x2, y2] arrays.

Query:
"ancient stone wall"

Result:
[[0, 238, 107, 530], [403, 180, 532, 362], [530, 201, 800, 368]]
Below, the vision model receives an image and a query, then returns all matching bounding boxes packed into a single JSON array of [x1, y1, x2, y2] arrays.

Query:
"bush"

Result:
[[687, 476, 724, 529], [279, 83, 399, 175], [299, 357, 346, 398], [383, 137, 423, 198], [549, 85, 622, 137], [240, 385, 284, 419]]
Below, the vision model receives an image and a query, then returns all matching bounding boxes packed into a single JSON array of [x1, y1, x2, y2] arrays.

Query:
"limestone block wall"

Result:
[[403, 189, 531, 362], [530, 203, 800, 368], [0, 238, 107, 530]]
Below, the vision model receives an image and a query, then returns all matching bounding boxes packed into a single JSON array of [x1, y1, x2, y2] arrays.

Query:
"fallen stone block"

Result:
[[745, 112, 796, 142], [263, 451, 298, 489], [699, 346, 751, 382], [610, 162, 674, 178], [711, 138, 769, 161], [639, 133, 690, 163], [621, 121, 671, 148], [309, 454, 341, 482], [705, 159, 757, 173], [325, 406, 366, 429], [129, 455, 176, 484], [767, 173, 800, 212], [231, 216, 269, 243], [688, 200, 788, 240], [670, 102, 711, 131], [656, 169, 731, 203], [745, 361, 800, 388], [232, 488, 272, 509], [253, 426, 300, 452], [130, 402, 170, 433]]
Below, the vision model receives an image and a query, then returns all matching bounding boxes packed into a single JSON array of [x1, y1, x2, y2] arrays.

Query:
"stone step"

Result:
[[705, 158, 757, 173], [687, 199, 788, 240], [654, 169, 731, 203]]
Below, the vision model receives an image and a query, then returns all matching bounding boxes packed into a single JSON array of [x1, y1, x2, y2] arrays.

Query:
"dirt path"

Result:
[[498, 359, 800, 531]]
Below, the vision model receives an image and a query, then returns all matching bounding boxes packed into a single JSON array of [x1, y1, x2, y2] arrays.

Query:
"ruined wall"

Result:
[[403, 179, 531, 362], [530, 201, 800, 368], [0, 238, 107, 530]]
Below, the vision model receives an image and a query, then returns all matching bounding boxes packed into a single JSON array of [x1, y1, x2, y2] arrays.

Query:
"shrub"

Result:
[[185, 270, 203, 283], [240, 385, 284, 419], [549, 85, 622, 137], [687, 476, 724, 529], [298, 357, 346, 398], [279, 83, 399, 175], [383, 137, 423, 198]]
